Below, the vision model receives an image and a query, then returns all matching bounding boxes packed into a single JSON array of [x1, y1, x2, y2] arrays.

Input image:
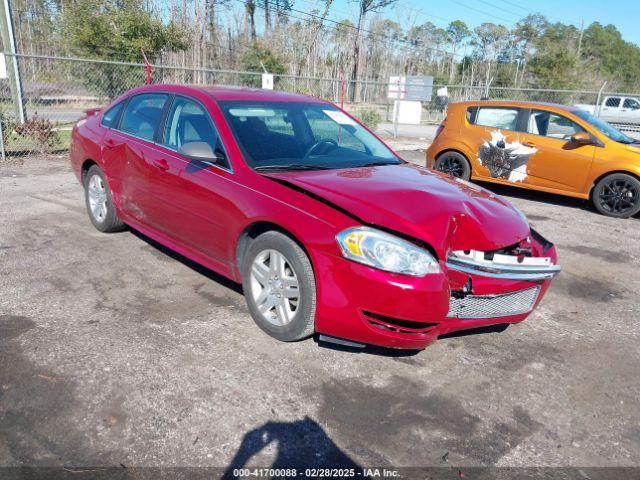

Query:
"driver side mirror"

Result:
[[178, 141, 226, 166], [570, 132, 593, 145]]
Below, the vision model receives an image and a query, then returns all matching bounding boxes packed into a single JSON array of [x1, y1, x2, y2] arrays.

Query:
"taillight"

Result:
[[435, 118, 446, 138]]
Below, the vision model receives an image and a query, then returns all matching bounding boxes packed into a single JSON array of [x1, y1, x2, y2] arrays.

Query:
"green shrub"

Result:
[[357, 109, 381, 131]]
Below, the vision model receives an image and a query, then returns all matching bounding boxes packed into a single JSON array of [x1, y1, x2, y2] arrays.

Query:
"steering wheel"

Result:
[[303, 139, 338, 160]]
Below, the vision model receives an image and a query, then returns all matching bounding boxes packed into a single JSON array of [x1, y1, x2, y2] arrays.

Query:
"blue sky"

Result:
[[303, 0, 640, 46]]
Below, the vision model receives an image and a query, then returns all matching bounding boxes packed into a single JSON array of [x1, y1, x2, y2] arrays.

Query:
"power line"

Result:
[[473, 0, 524, 19], [485, 0, 581, 26], [232, 0, 465, 58], [446, 0, 516, 26]]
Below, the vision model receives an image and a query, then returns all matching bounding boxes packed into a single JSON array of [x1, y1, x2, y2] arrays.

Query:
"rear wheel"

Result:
[[84, 165, 125, 232], [434, 151, 471, 181], [242, 231, 316, 342], [592, 173, 640, 218]]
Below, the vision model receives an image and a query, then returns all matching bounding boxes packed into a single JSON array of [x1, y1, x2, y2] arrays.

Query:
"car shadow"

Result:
[[474, 180, 591, 211], [128, 228, 243, 295], [475, 180, 640, 220], [220, 417, 363, 478]]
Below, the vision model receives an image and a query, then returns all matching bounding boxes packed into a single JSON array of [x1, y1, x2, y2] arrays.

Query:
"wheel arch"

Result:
[[80, 158, 98, 183], [235, 221, 315, 281], [588, 169, 640, 200], [435, 148, 472, 170]]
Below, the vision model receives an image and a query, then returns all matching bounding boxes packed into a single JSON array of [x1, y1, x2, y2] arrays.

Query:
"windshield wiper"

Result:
[[356, 161, 401, 167], [254, 164, 333, 172]]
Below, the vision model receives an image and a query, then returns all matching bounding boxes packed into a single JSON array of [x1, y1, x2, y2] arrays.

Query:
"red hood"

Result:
[[268, 164, 530, 256]]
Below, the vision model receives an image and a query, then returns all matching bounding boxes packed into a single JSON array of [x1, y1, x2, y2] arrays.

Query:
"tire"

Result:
[[241, 231, 316, 342], [83, 165, 125, 232], [592, 173, 640, 218], [434, 151, 471, 181]]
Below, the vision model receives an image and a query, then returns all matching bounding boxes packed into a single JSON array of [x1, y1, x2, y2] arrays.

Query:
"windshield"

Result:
[[573, 109, 636, 144], [218, 101, 400, 170]]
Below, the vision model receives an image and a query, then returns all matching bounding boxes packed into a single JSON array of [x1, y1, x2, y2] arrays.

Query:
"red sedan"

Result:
[[70, 85, 560, 350]]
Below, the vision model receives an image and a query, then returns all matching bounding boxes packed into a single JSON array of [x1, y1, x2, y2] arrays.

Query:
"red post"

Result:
[[140, 48, 152, 85]]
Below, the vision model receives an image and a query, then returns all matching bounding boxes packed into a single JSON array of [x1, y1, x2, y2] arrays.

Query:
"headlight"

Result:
[[336, 227, 441, 276]]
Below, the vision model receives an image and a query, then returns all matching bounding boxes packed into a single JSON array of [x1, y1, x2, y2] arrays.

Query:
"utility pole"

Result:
[[0, 0, 26, 123]]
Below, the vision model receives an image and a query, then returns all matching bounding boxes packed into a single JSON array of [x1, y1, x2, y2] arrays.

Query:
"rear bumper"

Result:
[[311, 241, 557, 350]]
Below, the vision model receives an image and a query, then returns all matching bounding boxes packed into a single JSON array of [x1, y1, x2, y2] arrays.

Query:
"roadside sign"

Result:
[[388, 75, 434, 101], [405, 75, 433, 101], [262, 73, 274, 90], [388, 76, 405, 99]]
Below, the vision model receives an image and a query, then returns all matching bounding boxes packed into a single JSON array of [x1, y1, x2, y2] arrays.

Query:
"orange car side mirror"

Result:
[[570, 132, 592, 144]]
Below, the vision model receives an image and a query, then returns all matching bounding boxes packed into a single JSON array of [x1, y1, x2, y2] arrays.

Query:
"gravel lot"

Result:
[[1, 153, 639, 475]]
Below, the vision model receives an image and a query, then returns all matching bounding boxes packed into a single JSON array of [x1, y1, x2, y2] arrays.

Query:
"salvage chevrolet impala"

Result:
[[70, 85, 560, 350]]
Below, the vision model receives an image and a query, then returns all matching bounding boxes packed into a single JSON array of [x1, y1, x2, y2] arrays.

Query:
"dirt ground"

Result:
[[1, 153, 639, 476]]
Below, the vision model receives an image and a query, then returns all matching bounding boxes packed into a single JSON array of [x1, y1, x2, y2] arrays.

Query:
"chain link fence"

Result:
[[1, 53, 640, 160]]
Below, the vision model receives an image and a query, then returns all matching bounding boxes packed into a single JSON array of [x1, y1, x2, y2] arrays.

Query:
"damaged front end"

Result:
[[443, 228, 560, 322], [446, 235, 561, 281]]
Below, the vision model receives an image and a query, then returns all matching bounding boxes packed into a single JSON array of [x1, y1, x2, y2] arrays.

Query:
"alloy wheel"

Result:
[[87, 174, 108, 223], [437, 155, 465, 177], [249, 249, 300, 326], [598, 178, 639, 215]]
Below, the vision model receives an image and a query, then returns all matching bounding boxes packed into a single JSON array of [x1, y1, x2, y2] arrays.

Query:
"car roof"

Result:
[[453, 99, 581, 112], [123, 84, 328, 104]]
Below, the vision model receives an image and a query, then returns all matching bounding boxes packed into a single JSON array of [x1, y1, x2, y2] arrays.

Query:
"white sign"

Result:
[[262, 73, 274, 90], [437, 86, 449, 97], [394, 100, 422, 125], [0, 54, 7, 80], [388, 76, 405, 99], [323, 110, 357, 126]]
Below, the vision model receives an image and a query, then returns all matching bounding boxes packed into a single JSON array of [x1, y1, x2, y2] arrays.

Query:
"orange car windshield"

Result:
[[574, 109, 636, 144]]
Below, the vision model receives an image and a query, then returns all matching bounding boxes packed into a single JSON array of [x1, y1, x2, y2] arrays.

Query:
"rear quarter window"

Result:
[[472, 107, 519, 130], [101, 102, 124, 128]]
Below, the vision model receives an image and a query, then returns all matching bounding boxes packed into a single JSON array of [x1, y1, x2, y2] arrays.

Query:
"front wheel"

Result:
[[592, 173, 640, 218], [242, 231, 316, 342], [434, 151, 471, 181]]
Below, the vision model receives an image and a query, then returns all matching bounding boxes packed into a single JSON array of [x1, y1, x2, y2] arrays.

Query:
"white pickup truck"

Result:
[[575, 96, 640, 125]]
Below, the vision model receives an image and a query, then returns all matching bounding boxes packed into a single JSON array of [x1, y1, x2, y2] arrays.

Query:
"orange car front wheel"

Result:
[[592, 173, 640, 218]]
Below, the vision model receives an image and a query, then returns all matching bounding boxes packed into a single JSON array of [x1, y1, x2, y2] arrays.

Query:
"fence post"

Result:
[[595, 81, 607, 118], [0, 0, 26, 123], [0, 118, 5, 161]]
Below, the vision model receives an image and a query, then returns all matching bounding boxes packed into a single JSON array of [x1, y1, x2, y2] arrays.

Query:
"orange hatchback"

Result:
[[427, 100, 640, 218]]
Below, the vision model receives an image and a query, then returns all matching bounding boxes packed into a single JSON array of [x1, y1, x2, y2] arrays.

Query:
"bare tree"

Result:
[[349, 0, 398, 101]]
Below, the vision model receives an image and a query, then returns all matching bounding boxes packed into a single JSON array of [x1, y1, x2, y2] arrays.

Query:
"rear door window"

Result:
[[527, 110, 584, 139], [473, 107, 520, 130], [605, 97, 621, 107], [120, 94, 169, 141]]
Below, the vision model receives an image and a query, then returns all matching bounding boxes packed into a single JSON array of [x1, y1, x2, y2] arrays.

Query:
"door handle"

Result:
[[104, 139, 117, 149], [522, 141, 536, 148], [153, 159, 170, 171]]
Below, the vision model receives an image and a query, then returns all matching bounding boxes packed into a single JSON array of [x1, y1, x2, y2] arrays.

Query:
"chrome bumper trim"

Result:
[[446, 257, 562, 281]]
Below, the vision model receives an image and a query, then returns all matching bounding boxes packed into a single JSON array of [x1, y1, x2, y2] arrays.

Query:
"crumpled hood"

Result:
[[268, 164, 530, 256]]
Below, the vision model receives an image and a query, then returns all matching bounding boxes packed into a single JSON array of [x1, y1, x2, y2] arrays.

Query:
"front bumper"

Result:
[[312, 231, 559, 350]]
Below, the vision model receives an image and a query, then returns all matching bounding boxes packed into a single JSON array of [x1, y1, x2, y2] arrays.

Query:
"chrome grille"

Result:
[[447, 287, 541, 319]]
